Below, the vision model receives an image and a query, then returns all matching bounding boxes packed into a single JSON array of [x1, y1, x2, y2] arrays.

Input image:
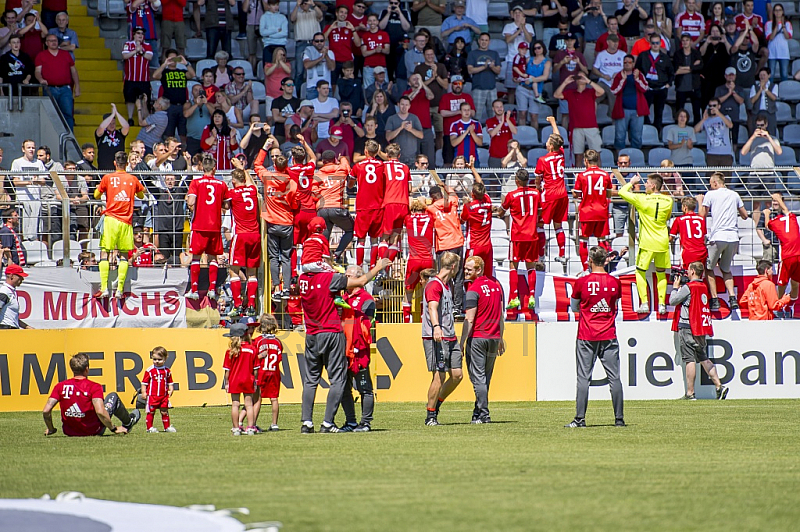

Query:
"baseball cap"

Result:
[[223, 323, 248, 338], [330, 126, 344, 138], [518, 42, 529, 49], [451, 75, 464, 83], [725, 66, 737, 75], [308, 216, 327, 233], [374, 66, 387, 75], [724, 17, 736, 25], [565, 32, 577, 40], [4, 264, 27, 278], [510, 5, 523, 11], [299, 99, 314, 108], [239, 316, 260, 327], [453, 0, 465, 6]]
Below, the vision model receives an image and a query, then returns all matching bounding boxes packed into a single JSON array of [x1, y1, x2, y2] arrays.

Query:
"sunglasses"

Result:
[[650, 41, 661, 45], [419, 161, 429, 165], [284, 82, 295, 86], [313, 39, 325, 43], [234, 71, 245, 75]]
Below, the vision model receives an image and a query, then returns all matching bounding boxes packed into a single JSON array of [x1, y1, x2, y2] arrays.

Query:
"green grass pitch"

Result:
[[2, 400, 800, 531]]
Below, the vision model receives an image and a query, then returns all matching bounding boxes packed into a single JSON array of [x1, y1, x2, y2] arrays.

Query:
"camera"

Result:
[[342, 109, 350, 118], [671, 267, 690, 285]]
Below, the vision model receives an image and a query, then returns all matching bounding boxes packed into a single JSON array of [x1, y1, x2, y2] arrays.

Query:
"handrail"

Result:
[[0, 83, 13, 111]]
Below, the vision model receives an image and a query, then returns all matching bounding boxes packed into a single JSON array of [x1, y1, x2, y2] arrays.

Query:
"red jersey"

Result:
[[314, 161, 350, 209], [225, 184, 260, 234], [670, 213, 708, 259], [128, 243, 155, 266], [571, 272, 622, 341], [97, 171, 145, 225], [49, 378, 105, 437], [675, 11, 704, 40], [253, 334, 283, 378], [439, 92, 475, 139], [465, 275, 504, 339], [535, 148, 567, 202], [383, 159, 410, 206], [200, 126, 238, 170], [671, 280, 714, 336], [299, 271, 348, 334], [574, 167, 612, 221], [187, 175, 228, 232], [223, 343, 259, 393], [404, 212, 435, 260], [461, 193, 493, 247], [511, 53, 529, 83], [350, 157, 385, 210], [342, 287, 374, 354], [735, 12, 764, 33], [142, 365, 173, 398], [302, 233, 331, 264], [122, 41, 152, 82], [325, 24, 355, 62], [362, 30, 390, 67], [485, 115, 516, 159], [501, 186, 540, 241], [287, 161, 318, 211], [768, 213, 800, 259]]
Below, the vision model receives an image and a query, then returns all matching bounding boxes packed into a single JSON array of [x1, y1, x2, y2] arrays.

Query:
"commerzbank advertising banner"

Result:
[[537, 321, 800, 400]]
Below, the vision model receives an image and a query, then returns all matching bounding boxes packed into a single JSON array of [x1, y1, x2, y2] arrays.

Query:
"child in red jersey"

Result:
[[301, 217, 339, 273], [223, 323, 259, 435], [140, 346, 175, 433], [253, 314, 283, 431]]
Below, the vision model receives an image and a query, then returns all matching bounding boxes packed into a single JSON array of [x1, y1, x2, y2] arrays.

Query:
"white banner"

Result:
[[16, 267, 187, 328], [536, 321, 800, 400]]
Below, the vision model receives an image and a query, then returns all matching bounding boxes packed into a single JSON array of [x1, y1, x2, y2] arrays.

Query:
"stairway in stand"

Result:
[[68, 0, 140, 148]]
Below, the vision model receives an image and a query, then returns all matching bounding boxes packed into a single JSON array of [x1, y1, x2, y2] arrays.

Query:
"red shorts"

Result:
[[230, 232, 262, 268], [146, 395, 170, 413], [580, 219, 610, 239], [466, 244, 493, 276], [777, 255, 800, 286], [405, 256, 434, 290], [383, 203, 410, 235], [258, 371, 281, 398], [681, 250, 708, 269], [541, 197, 569, 224], [293, 209, 316, 245], [354, 208, 384, 239], [511, 240, 538, 263], [189, 230, 223, 256]]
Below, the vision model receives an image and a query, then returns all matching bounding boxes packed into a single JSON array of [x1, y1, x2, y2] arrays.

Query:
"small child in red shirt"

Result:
[[140, 346, 175, 433], [301, 217, 341, 274], [223, 323, 259, 436], [252, 314, 283, 431]]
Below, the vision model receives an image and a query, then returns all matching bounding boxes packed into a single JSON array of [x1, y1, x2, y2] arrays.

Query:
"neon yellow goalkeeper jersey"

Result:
[[618, 182, 673, 252]]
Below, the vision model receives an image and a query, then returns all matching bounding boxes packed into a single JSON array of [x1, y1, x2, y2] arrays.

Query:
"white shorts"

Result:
[[572, 127, 602, 154]]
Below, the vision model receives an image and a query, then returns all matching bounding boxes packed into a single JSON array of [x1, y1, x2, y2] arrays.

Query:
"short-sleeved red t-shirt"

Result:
[[404, 212, 435, 260], [574, 167, 612, 221], [225, 184, 260, 234], [768, 213, 800, 258], [49, 378, 105, 437], [501, 186, 540, 241], [187, 175, 228, 232], [535, 148, 567, 202], [350, 157, 386, 211], [383, 159, 411, 206], [670, 213, 708, 259], [465, 275, 504, 339], [571, 272, 622, 341], [461, 193, 493, 248]]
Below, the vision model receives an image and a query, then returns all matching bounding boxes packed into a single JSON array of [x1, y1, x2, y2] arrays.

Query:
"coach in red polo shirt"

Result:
[[35, 33, 80, 130]]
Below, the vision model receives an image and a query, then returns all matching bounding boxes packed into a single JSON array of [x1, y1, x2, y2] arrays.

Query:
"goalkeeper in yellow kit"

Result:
[[617, 172, 674, 315]]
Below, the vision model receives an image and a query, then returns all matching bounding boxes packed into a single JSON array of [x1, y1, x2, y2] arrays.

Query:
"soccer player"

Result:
[[567, 246, 625, 428], [315, 150, 354, 264], [460, 255, 505, 424], [140, 346, 175, 433], [403, 198, 435, 322], [427, 184, 466, 313], [381, 143, 412, 265], [461, 181, 495, 277], [669, 197, 708, 269], [224, 164, 261, 317], [422, 251, 463, 426], [765, 192, 800, 310], [255, 149, 297, 299], [339, 265, 378, 432], [617, 172, 674, 315], [288, 135, 319, 275], [94, 151, 145, 300], [349, 139, 386, 267], [43, 353, 140, 437], [670, 261, 728, 400], [186, 153, 229, 300], [253, 314, 283, 431], [496, 168, 540, 312], [572, 149, 613, 270], [535, 117, 568, 265]]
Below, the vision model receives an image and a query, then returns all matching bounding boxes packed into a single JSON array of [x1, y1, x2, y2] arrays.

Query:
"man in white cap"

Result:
[[0, 264, 31, 329], [287, 99, 318, 145], [315, 126, 351, 163], [714, 66, 747, 152]]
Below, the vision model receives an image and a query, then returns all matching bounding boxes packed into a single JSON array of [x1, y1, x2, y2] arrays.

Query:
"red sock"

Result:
[[370, 246, 378, 267], [190, 262, 200, 292], [527, 269, 537, 295], [146, 411, 155, 430], [377, 242, 389, 259], [162, 412, 171, 429], [509, 270, 519, 299], [556, 231, 566, 256], [208, 262, 219, 293], [599, 239, 612, 252], [402, 303, 411, 323], [247, 278, 258, 307], [387, 245, 399, 261], [230, 278, 242, 307], [579, 241, 589, 270], [537, 231, 546, 260], [356, 244, 365, 266]]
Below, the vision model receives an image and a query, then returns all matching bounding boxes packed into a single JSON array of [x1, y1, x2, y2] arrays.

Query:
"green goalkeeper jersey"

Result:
[[618, 182, 673, 253]]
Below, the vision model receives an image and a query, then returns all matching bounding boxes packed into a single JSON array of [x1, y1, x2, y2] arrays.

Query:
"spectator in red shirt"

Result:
[[404, 72, 435, 163], [567, 246, 625, 428], [485, 99, 517, 168], [594, 16, 628, 54], [161, 0, 187, 59], [35, 32, 79, 130], [128, 224, 158, 266], [553, 72, 603, 167], [19, 12, 46, 60], [43, 353, 140, 436]]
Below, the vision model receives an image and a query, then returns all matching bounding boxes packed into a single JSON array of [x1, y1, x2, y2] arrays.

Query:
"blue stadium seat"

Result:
[[641, 125, 662, 147], [185, 39, 206, 61], [527, 148, 548, 164], [541, 125, 569, 147], [776, 149, 798, 166], [648, 147, 671, 167], [789, 39, 800, 60], [596, 104, 612, 126], [229, 60, 254, 80], [251, 81, 266, 102], [793, 59, 800, 78], [691, 148, 706, 166], [601, 125, 616, 147], [516, 126, 539, 147], [619, 148, 645, 167], [661, 124, 677, 145], [195, 59, 217, 77], [779, 80, 800, 102], [777, 101, 793, 123], [600, 148, 615, 167], [783, 124, 800, 146]]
